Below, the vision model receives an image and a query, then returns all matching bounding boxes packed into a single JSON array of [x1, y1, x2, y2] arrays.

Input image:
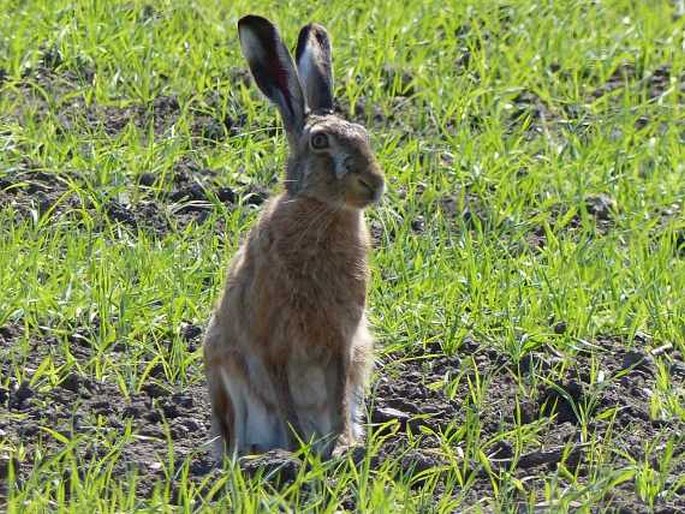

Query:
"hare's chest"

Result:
[[288, 248, 368, 304]]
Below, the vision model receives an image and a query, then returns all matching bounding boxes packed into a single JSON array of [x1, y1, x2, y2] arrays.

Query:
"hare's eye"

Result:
[[310, 132, 329, 150]]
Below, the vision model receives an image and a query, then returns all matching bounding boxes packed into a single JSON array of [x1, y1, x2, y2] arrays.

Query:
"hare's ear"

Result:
[[238, 15, 306, 136], [295, 23, 334, 112]]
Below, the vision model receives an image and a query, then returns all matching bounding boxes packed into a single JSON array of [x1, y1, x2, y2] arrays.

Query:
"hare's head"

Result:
[[238, 15, 385, 209]]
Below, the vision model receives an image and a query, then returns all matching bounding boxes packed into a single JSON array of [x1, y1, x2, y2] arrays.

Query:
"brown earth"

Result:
[[2, 56, 684, 512], [0, 163, 268, 237], [2, 320, 683, 511]]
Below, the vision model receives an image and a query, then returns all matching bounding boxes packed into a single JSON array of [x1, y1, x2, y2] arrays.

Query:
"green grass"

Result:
[[1, 0, 684, 512]]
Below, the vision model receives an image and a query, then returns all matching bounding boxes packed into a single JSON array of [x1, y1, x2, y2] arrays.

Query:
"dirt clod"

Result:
[[240, 450, 302, 485], [10, 381, 34, 409], [553, 320, 568, 335], [585, 194, 616, 221], [539, 380, 585, 424], [2, 324, 684, 511]]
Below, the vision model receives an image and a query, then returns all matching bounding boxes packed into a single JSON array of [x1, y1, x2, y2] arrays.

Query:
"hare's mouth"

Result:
[[358, 178, 375, 196], [354, 176, 384, 206]]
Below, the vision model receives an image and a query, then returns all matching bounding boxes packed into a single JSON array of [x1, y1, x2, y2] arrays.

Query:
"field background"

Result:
[[1, 0, 684, 512]]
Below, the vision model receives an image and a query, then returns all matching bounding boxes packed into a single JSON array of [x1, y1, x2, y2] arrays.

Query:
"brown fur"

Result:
[[203, 15, 384, 458], [203, 193, 379, 454]]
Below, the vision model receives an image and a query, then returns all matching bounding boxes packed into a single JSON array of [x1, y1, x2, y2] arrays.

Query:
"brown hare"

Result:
[[203, 14, 385, 459]]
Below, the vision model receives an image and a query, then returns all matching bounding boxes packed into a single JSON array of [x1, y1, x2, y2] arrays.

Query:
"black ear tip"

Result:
[[295, 25, 310, 59], [296, 23, 331, 60], [238, 14, 269, 25], [300, 23, 330, 41], [238, 15, 276, 33], [309, 23, 329, 35], [312, 25, 331, 48]]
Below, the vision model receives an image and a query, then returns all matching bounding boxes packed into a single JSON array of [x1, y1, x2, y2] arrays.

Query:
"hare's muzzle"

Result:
[[368, 175, 385, 204], [355, 166, 385, 206]]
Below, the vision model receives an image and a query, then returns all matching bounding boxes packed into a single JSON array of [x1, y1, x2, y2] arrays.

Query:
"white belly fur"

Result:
[[220, 355, 289, 454], [288, 360, 333, 444], [220, 329, 368, 453]]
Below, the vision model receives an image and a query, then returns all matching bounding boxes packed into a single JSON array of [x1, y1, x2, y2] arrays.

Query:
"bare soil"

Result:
[[2, 320, 683, 511], [2, 61, 684, 512], [0, 162, 267, 237]]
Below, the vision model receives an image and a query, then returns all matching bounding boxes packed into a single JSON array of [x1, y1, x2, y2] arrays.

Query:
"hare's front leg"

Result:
[[346, 322, 373, 441], [285, 347, 354, 457], [206, 352, 246, 459], [264, 357, 306, 449], [325, 349, 352, 451], [208, 351, 292, 457]]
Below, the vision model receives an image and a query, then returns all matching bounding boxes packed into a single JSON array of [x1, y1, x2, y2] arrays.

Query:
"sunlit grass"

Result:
[[1, 0, 684, 512]]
